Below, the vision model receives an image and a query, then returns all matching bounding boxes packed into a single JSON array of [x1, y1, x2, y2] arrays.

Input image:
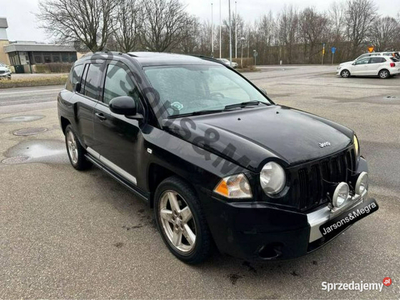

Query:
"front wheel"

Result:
[[340, 69, 350, 78], [154, 177, 212, 264], [65, 125, 91, 170], [379, 69, 390, 79]]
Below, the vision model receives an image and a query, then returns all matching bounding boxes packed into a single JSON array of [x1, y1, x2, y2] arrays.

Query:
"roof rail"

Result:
[[190, 54, 224, 65]]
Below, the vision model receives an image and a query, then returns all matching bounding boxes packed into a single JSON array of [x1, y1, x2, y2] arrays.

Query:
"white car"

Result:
[[0, 63, 11, 80], [337, 56, 400, 79], [216, 58, 239, 68]]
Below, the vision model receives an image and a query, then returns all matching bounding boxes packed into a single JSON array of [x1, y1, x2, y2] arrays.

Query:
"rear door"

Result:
[[368, 57, 386, 75], [91, 60, 146, 189], [73, 61, 106, 147]]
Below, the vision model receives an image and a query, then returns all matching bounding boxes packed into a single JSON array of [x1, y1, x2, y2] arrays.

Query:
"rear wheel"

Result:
[[379, 69, 390, 79], [65, 125, 91, 170], [340, 69, 350, 78], [154, 177, 212, 264]]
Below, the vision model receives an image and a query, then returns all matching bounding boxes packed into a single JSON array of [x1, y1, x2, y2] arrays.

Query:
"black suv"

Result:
[[58, 52, 378, 264]]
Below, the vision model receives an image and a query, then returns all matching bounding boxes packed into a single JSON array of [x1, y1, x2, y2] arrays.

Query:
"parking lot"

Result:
[[0, 65, 399, 298]]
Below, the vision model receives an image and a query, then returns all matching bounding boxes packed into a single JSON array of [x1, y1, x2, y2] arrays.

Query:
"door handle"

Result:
[[95, 112, 107, 121]]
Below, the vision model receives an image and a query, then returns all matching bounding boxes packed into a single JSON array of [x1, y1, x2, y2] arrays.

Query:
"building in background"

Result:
[[0, 17, 78, 73], [0, 18, 10, 65]]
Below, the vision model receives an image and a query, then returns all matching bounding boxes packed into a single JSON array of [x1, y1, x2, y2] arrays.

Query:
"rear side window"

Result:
[[66, 64, 84, 91], [82, 63, 103, 100], [370, 57, 386, 63]]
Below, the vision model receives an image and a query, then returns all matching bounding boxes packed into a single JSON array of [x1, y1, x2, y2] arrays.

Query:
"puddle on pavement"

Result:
[[0, 115, 45, 123], [13, 127, 48, 136], [2, 140, 69, 165]]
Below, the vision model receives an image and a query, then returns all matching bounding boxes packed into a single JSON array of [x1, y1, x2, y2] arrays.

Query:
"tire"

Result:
[[65, 125, 91, 170], [340, 69, 350, 78], [154, 176, 212, 264], [379, 69, 390, 79]]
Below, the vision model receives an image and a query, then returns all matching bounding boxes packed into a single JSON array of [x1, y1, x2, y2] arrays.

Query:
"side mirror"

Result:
[[75, 82, 82, 93], [109, 96, 142, 119], [260, 88, 268, 96]]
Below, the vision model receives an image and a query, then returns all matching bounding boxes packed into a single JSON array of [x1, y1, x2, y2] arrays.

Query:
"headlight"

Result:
[[353, 135, 360, 158], [214, 173, 252, 199], [260, 162, 286, 195]]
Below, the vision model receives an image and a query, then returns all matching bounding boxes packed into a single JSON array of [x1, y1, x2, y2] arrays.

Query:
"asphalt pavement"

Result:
[[0, 66, 399, 298]]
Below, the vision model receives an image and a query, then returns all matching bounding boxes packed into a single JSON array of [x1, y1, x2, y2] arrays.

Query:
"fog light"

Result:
[[356, 172, 368, 196], [332, 182, 349, 208]]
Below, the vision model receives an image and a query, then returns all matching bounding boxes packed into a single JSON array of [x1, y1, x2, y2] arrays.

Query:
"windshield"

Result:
[[144, 65, 270, 117]]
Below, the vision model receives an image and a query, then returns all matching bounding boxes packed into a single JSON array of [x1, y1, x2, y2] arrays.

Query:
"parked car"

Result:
[[216, 58, 239, 68], [0, 63, 11, 80], [59, 52, 378, 264], [337, 56, 400, 79]]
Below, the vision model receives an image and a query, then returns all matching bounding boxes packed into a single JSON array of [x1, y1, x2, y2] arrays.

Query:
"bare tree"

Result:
[[37, 0, 118, 52], [344, 0, 377, 56], [114, 0, 142, 52], [278, 5, 299, 63], [329, 2, 346, 43], [140, 0, 191, 52], [368, 17, 399, 51], [299, 7, 329, 63]]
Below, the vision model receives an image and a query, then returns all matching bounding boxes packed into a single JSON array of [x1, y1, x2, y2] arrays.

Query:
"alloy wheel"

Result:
[[380, 70, 389, 79], [66, 130, 78, 164], [159, 190, 197, 253]]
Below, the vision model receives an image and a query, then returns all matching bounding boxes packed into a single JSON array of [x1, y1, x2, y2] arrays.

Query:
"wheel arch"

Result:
[[60, 116, 71, 135], [147, 163, 198, 208]]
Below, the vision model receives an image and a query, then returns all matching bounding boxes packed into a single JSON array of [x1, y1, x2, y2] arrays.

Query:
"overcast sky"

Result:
[[0, 0, 398, 42]]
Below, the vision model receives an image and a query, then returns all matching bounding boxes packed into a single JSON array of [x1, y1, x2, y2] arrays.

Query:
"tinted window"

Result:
[[66, 64, 84, 92], [390, 57, 399, 62], [103, 63, 141, 106], [370, 57, 385, 63], [82, 63, 103, 99]]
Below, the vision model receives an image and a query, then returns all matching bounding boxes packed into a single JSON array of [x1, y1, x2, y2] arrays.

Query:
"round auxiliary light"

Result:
[[355, 172, 368, 196], [332, 182, 349, 208]]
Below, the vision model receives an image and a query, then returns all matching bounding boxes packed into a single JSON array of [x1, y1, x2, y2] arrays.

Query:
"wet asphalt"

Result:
[[0, 66, 399, 298]]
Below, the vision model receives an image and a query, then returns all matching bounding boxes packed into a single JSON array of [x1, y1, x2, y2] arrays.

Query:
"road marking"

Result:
[[0, 88, 62, 96]]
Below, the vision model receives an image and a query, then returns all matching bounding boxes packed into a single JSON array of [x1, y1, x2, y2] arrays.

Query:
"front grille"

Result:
[[0, 71, 5, 74], [290, 147, 356, 211]]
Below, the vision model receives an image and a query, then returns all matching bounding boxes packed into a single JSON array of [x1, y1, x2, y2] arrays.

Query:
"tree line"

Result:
[[38, 0, 400, 64]]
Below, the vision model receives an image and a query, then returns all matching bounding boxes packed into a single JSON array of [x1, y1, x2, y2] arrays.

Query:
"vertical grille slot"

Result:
[[293, 148, 356, 211]]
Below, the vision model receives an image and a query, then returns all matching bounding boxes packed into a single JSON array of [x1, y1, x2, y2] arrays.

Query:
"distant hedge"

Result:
[[34, 63, 73, 73], [0, 75, 68, 89]]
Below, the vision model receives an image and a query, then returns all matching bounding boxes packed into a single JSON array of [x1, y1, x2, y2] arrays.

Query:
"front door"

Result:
[[91, 61, 145, 189], [351, 57, 370, 75]]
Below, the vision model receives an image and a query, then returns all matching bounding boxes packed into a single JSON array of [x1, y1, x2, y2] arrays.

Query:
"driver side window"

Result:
[[103, 63, 141, 108], [355, 58, 370, 65]]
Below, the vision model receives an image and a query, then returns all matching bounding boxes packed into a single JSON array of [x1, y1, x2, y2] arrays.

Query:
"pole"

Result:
[[235, 1, 237, 59], [241, 40, 243, 68], [229, 0, 232, 67], [322, 43, 325, 65], [219, 0, 222, 58], [211, 3, 214, 57], [332, 53, 334, 65]]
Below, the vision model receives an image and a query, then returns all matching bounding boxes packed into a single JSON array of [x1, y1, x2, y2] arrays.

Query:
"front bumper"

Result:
[[202, 158, 376, 261], [0, 72, 11, 79]]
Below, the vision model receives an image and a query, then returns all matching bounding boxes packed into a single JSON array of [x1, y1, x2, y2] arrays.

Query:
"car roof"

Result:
[[77, 51, 223, 68]]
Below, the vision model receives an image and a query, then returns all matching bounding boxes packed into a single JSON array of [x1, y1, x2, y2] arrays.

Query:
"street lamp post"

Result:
[[228, 0, 232, 67], [240, 37, 245, 68], [219, 0, 222, 58], [211, 3, 214, 57], [235, 1, 238, 59]]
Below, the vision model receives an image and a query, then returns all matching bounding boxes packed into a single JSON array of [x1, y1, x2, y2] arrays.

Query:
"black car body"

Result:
[[58, 52, 377, 263]]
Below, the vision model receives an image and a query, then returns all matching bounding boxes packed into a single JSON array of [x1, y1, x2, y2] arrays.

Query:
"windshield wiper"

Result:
[[168, 109, 224, 119], [224, 101, 267, 110]]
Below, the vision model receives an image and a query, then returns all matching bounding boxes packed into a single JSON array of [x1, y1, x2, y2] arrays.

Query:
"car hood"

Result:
[[340, 60, 354, 66], [0, 67, 10, 71], [164, 106, 353, 172]]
